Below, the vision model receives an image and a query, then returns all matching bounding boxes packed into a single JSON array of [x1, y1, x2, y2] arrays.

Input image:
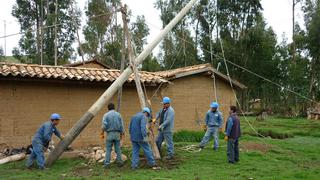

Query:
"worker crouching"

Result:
[[101, 103, 125, 168], [225, 106, 241, 164], [155, 97, 175, 159], [199, 102, 223, 150], [26, 113, 64, 169], [129, 107, 159, 169]]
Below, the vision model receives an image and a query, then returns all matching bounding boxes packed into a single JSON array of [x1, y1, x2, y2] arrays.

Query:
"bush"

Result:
[[256, 128, 294, 139], [173, 130, 205, 142]]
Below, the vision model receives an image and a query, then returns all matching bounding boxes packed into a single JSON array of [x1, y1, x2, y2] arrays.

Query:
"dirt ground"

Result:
[[240, 142, 272, 153]]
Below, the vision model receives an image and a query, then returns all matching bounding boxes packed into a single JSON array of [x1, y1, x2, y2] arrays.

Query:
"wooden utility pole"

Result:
[[40, 0, 44, 65], [3, 20, 6, 56], [117, 5, 127, 112], [122, 5, 160, 159], [122, 6, 147, 109], [292, 0, 296, 65], [70, 0, 85, 64], [45, 0, 197, 166], [54, 0, 58, 66]]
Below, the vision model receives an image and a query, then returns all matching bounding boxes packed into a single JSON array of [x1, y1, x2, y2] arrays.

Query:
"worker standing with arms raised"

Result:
[[26, 113, 64, 169], [155, 97, 175, 160], [199, 102, 223, 151], [129, 107, 159, 169], [225, 106, 241, 164], [101, 103, 125, 168]]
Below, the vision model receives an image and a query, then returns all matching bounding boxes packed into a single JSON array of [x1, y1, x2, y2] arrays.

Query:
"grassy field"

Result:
[[1, 117, 320, 180]]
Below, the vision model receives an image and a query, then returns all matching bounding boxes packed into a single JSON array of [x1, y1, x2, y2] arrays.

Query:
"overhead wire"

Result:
[[134, 14, 319, 105]]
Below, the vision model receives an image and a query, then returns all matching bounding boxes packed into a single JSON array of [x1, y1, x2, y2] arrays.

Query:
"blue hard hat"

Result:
[[50, 113, 61, 120], [143, 107, 151, 115], [210, 102, 219, 108], [162, 97, 171, 104]]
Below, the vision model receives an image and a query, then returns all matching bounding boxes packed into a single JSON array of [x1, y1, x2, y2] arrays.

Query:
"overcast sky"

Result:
[[0, 0, 304, 57]]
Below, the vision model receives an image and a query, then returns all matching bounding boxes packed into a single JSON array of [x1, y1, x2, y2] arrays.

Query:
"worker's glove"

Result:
[[60, 135, 65, 140], [219, 128, 223, 132], [143, 136, 149, 143], [100, 132, 105, 140], [202, 125, 207, 132], [224, 136, 228, 142], [152, 118, 156, 123], [158, 125, 164, 131], [120, 133, 124, 140]]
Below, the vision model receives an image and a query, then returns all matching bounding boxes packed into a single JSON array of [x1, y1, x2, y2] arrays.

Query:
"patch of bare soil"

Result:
[[138, 155, 183, 170], [241, 142, 272, 153], [71, 166, 92, 177]]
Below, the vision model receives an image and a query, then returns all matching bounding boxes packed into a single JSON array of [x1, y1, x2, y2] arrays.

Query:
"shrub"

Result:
[[173, 130, 205, 142], [256, 128, 294, 139]]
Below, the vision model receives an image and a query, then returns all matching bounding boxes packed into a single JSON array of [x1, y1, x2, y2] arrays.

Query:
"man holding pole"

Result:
[[129, 107, 159, 169], [155, 97, 175, 160], [26, 113, 64, 169]]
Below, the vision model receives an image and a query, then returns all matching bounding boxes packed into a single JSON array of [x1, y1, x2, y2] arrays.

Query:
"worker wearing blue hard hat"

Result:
[[199, 101, 224, 151], [129, 107, 159, 169], [26, 113, 64, 169], [155, 97, 175, 160]]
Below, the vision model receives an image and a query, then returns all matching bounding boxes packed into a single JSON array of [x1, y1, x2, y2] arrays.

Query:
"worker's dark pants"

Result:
[[227, 138, 239, 163]]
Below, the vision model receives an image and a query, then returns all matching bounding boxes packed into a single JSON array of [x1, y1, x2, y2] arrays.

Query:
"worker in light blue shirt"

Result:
[[26, 113, 64, 169], [101, 103, 125, 168], [129, 107, 158, 169], [156, 97, 175, 160], [199, 102, 223, 150]]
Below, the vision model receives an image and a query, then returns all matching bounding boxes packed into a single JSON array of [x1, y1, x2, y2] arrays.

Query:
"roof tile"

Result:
[[0, 63, 166, 85]]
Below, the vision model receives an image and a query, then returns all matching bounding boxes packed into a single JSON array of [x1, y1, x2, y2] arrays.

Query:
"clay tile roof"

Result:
[[156, 63, 246, 89], [0, 63, 167, 85]]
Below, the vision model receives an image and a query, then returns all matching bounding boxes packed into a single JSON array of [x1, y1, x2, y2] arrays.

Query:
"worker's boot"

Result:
[[117, 162, 124, 167], [164, 155, 174, 160], [152, 165, 161, 170]]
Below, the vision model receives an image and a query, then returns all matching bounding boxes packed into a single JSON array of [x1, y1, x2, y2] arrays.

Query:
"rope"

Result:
[[218, 37, 268, 141], [179, 144, 201, 153]]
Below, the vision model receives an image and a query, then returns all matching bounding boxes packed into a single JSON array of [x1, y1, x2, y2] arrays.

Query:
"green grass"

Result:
[[1, 117, 320, 180]]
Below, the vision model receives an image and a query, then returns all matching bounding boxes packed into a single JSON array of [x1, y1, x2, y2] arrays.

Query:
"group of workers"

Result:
[[26, 96, 241, 170], [101, 96, 174, 169]]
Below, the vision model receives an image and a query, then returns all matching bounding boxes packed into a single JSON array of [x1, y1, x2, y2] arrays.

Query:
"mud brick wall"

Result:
[[0, 74, 238, 148]]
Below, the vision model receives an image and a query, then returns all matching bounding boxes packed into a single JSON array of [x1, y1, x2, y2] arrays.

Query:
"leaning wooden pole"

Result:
[[122, 6, 147, 109], [46, 0, 198, 166]]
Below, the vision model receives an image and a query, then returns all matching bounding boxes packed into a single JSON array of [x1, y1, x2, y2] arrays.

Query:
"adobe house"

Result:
[[0, 62, 246, 148]]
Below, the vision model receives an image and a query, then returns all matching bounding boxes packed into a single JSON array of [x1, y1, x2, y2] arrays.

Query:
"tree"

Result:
[[12, 47, 23, 61], [0, 46, 4, 60], [155, 0, 199, 69], [303, 0, 320, 100], [12, 0, 80, 65]]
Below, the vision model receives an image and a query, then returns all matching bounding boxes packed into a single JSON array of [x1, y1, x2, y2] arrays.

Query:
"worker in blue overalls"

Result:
[[155, 97, 175, 159], [26, 113, 64, 169], [199, 102, 223, 151]]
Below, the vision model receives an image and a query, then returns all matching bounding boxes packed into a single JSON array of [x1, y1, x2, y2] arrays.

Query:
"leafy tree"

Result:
[[303, 0, 320, 100], [12, 0, 80, 65], [0, 46, 4, 60], [12, 47, 23, 61]]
